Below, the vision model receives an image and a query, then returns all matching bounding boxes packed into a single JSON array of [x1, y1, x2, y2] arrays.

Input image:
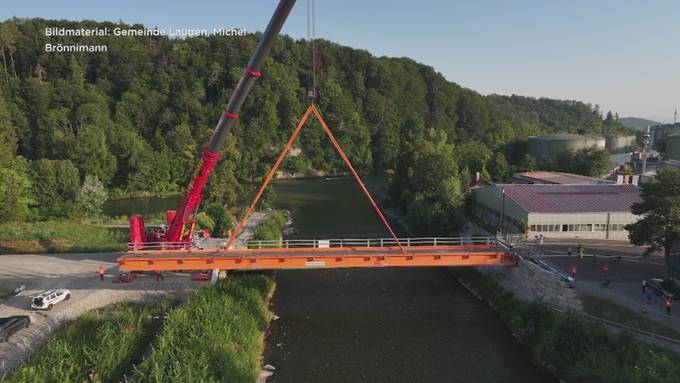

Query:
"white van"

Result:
[[31, 289, 71, 310]]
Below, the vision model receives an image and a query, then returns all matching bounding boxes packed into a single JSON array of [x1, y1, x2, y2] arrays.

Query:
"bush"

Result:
[[252, 211, 287, 242]]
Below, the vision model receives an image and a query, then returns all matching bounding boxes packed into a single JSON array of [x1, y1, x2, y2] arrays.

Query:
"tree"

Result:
[[554, 147, 612, 177], [31, 159, 80, 217], [519, 153, 537, 172], [78, 174, 108, 218], [0, 159, 33, 221], [488, 152, 510, 182], [626, 169, 680, 264]]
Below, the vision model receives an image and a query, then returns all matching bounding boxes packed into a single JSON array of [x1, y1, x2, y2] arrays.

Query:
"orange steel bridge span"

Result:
[[117, 237, 517, 272]]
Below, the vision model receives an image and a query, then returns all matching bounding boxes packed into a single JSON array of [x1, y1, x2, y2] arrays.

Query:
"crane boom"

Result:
[[149, 0, 297, 244]]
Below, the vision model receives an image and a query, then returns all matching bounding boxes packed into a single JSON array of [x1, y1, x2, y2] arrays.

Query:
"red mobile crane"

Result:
[[129, 0, 297, 247]]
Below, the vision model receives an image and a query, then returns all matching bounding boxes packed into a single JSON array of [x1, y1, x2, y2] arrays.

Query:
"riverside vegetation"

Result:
[[0, 17, 632, 241], [2, 297, 178, 382], [134, 274, 275, 383], [457, 269, 680, 383]]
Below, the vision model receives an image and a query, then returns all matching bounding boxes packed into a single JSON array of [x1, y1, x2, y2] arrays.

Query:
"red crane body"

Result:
[[129, 0, 297, 246]]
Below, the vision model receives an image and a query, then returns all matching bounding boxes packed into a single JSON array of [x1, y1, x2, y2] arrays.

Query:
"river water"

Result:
[[264, 177, 555, 383]]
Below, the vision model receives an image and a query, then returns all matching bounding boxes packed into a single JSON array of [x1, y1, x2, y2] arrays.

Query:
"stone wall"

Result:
[[478, 257, 583, 311]]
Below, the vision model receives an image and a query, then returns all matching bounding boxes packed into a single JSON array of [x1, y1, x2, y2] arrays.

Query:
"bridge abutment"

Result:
[[477, 257, 583, 312]]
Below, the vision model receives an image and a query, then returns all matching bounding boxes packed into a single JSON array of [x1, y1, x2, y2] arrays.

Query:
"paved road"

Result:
[[539, 255, 680, 329]]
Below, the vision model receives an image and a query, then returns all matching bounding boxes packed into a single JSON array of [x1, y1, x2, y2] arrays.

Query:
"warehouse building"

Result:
[[667, 134, 680, 161], [509, 171, 615, 185], [472, 183, 640, 240]]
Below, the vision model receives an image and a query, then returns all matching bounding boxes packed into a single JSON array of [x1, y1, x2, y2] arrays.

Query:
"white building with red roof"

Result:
[[471, 183, 641, 240]]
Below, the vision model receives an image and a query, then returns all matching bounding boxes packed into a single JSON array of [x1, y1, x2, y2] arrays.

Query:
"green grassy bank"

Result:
[[0, 221, 127, 254], [134, 274, 275, 383], [456, 269, 680, 383], [2, 297, 177, 382]]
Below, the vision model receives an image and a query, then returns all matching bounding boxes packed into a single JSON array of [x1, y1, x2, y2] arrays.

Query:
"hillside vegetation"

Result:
[[0, 18, 632, 234]]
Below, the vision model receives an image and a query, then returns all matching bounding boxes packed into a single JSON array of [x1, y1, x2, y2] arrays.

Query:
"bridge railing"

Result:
[[128, 237, 509, 252], [244, 236, 499, 249]]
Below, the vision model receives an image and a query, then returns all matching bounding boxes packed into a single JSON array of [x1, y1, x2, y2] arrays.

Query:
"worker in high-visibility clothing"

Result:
[[98, 265, 105, 281]]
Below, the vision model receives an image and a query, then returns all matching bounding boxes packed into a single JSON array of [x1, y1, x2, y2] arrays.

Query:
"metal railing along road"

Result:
[[128, 236, 508, 252]]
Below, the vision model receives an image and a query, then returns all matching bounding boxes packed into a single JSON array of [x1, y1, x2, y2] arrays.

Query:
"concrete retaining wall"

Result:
[[478, 258, 583, 311]]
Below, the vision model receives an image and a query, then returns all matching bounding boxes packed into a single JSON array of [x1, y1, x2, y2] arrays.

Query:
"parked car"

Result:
[[0, 315, 30, 342], [646, 278, 678, 300], [31, 289, 70, 310], [191, 270, 212, 282]]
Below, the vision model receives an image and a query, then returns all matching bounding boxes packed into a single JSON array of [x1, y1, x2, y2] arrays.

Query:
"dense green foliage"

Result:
[[252, 211, 287, 242], [552, 146, 613, 177], [626, 168, 680, 257], [458, 269, 680, 383], [134, 273, 274, 383], [3, 298, 177, 383], [0, 17, 632, 228]]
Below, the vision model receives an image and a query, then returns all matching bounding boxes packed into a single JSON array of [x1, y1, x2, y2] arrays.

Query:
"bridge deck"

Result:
[[117, 239, 517, 271]]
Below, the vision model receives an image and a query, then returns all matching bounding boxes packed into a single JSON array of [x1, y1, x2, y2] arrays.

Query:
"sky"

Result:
[[3, 0, 679, 122]]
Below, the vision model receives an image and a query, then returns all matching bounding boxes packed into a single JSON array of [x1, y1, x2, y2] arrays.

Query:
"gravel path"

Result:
[[0, 252, 203, 375]]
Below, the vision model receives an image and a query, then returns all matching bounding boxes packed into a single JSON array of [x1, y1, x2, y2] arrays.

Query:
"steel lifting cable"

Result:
[[224, 104, 405, 252], [224, 106, 315, 250], [306, 0, 317, 100], [310, 105, 405, 252]]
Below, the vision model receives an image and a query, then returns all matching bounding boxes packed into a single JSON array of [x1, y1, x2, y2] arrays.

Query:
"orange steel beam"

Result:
[[117, 246, 517, 271]]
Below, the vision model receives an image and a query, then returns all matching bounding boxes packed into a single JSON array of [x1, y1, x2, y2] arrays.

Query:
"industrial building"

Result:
[[472, 183, 640, 240], [650, 123, 680, 150], [527, 133, 605, 161], [509, 171, 614, 185], [605, 135, 636, 153], [666, 134, 680, 161]]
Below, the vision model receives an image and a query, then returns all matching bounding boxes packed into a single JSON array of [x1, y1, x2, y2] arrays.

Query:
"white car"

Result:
[[31, 289, 71, 310]]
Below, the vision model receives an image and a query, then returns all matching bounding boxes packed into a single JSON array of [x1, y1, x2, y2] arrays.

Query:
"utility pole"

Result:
[[641, 126, 650, 176], [500, 187, 506, 235]]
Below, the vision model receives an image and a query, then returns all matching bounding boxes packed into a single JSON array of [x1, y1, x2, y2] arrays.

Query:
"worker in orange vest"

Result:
[[98, 265, 105, 281], [666, 298, 673, 315], [601, 264, 610, 287]]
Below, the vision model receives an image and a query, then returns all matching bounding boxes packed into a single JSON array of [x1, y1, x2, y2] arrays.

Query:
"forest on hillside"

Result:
[[0, 18, 633, 233]]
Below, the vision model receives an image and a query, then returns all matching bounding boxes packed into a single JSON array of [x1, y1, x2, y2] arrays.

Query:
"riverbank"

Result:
[[133, 274, 275, 382], [455, 268, 680, 383], [0, 221, 127, 254]]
